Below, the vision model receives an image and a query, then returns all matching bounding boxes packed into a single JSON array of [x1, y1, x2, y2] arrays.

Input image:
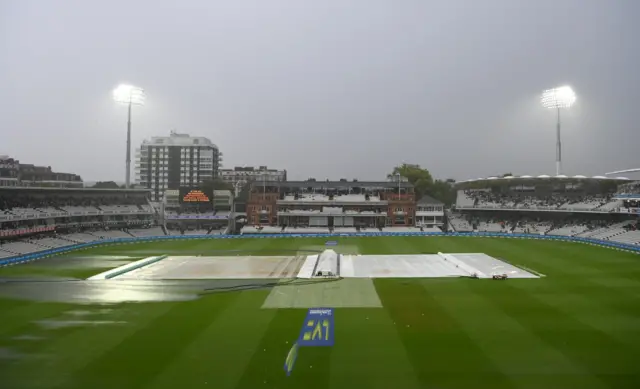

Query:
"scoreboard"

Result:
[[179, 187, 212, 203]]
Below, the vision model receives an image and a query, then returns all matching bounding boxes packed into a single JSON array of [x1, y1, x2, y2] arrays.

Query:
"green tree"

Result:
[[234, 181, 252, 203], [429, 179, 457, 205], [201, 178, 234, 194], [387, 164, 456, 205], [387, 164, 433, 197], [92, 181, 120, 189]]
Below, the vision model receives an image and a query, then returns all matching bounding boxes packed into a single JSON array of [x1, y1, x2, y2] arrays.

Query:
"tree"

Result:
[[429, 179, 457, 205], [501, 172, 513, 177], [234, 181, 252, 203], [387, 163, 433, 199], [387, 164, 456, 205], [92, 181, 120, 189], [200, 178, 234, 194], [388, 164, 433, 183]]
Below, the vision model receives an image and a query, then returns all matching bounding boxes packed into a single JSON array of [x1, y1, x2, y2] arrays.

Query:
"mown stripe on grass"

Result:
[[329, 308, 421, 389], [0, 300, 78, 337], [4, 302, 177, 389], [376, 278, 516, 389], [59, 292, 241, 389], [477, 281, 640, 387], [482, 238, 639, 280], [481, 239, 640, 309], [233, 308, 332, 389], [143, 290, 277, 389], [422, 279, 604, 387]]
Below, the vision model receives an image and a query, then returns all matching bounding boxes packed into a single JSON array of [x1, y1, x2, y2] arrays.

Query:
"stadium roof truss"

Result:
[[454, 175, 631, 189]]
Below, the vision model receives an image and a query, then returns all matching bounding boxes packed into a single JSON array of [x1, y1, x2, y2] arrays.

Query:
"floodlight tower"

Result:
[[113, 84, 145, 189], [541, 86, 576, 176]]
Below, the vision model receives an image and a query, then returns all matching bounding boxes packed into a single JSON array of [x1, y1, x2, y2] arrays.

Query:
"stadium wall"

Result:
[[1, 232, 639, 266]]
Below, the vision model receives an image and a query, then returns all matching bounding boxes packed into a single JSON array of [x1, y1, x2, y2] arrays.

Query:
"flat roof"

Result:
[[140, 132, 217, 148], [254, 181, 414, 189], [455, 175, 631, 187]]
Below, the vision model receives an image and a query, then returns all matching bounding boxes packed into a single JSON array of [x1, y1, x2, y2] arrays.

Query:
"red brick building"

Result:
[[246, 180, 416, 227]]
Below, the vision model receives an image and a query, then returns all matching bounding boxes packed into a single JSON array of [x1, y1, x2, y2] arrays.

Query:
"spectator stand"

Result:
[[0, 186, 157, 246]]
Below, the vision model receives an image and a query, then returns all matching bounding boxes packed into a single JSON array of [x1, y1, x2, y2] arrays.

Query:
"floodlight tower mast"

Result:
[[113, 84, 146, 189], [541, 86, 576, 176]]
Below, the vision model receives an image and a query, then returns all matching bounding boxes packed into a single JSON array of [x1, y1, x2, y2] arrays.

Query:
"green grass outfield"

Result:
[[1, 236, 639, 389]]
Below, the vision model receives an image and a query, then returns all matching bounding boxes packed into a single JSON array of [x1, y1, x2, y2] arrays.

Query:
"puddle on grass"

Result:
[[0, 347, 23, 359], [0, 279, 277, 304], [81, 260, 133, 268], [11, 335, 45, 341], [0, 276, 80, 282], [6, 256, 138, 271], [64, 309, 113, 316], [75, 256, 139, 260], [0, 280, 200, 304], [42, 258, 134, 269], [65, 310, 94, 316], [35, 320, 127, 330]]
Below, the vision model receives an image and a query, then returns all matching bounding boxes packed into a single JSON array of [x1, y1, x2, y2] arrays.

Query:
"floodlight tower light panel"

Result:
[[541, 86, 576, 109], [113, 84, 146, 105]]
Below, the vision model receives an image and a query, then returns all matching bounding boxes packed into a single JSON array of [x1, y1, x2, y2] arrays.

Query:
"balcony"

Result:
[[277, 209, 383, 216]]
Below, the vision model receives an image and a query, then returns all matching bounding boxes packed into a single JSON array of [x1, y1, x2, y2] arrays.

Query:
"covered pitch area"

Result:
[[94, 249, 539, 281]]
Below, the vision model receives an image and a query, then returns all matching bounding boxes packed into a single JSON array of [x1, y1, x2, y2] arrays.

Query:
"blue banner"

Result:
[[297, 308, 335, 347]]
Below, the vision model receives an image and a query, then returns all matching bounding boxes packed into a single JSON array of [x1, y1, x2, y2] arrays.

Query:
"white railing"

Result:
[[277, 210, 384, 216]]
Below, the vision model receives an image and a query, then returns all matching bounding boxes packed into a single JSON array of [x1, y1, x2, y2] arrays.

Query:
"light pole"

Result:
[[541, 86, 576, 176], [113, 84, 145, 189]]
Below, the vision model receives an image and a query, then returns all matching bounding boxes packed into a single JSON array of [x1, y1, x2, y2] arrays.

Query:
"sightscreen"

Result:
[[179, 187, 212, 203]]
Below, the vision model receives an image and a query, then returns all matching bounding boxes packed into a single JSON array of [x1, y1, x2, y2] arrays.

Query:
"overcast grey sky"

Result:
[[1, 0, 638, 182]]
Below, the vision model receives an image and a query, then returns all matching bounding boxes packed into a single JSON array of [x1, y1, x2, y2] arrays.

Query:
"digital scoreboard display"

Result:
[[180, 187, 212, 203]]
